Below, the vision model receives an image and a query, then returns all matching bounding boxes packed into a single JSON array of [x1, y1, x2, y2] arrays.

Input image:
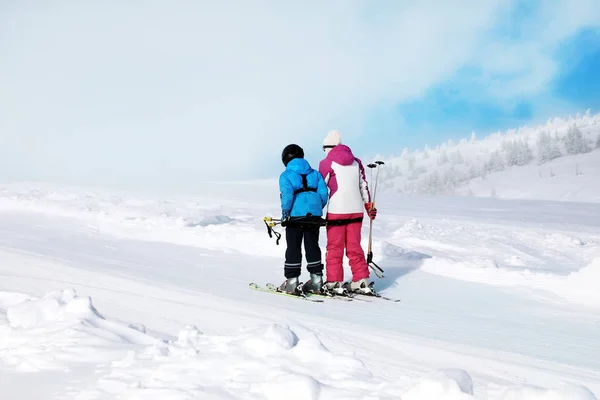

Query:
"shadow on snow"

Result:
[[370, 241, 432, 292]]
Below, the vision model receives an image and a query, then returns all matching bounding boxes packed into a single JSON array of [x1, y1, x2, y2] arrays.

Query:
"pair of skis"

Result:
[[249, 283, 347, 302], [249, 282, 400, 303]]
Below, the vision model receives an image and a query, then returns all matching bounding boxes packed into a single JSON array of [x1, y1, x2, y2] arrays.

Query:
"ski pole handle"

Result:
[[263, 216, 280, 227]]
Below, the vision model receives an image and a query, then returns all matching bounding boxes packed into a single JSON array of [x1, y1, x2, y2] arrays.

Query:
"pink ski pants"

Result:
[[325, 219, 369, 282]]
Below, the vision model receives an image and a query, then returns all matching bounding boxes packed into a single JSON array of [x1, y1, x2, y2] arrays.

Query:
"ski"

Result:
[[307, 290, 355, 302], [249, 282, 397, 302], [351, 292, 400, 302], [249, 283, 324, 302], [343, 282, 401, 302]]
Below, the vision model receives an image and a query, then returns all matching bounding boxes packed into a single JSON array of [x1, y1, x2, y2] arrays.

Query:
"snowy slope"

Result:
[[373, 111, 600, 203], [456, 150, 600, 202], [1, 183, 600, 399]]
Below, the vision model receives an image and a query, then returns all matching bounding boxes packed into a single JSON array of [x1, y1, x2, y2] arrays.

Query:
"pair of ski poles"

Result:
[[366, 161, 385, 278], [263, 160, 385, 278]]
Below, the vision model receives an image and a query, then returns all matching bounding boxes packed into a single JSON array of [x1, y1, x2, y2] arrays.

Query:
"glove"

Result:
[[281, 212, 290, 227], [364, 202, 377, 220]]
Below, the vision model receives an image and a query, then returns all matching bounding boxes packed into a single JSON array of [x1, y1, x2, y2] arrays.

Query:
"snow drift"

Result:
[[1, 288, 597, 399], [419, 257, 600, 309]]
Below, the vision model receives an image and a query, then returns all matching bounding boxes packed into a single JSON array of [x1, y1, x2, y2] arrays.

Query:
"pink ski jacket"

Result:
[[318, 144, 371, 219]]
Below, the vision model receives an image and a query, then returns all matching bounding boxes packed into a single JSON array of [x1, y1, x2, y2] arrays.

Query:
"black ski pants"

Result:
[[284, 225, 324, 279]]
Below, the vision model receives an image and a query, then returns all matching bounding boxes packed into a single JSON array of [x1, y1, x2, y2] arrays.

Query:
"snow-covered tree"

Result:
[[438, 150, 449, 165], [468, 164, 480, 179], [450, 150, 464, 164], [422, 146, 430, 159], [354, 110, 599, 196], [484, 150, 505, 173], [537, 131, 561, 164], [419, 171, 441, 194], [442, 167, 465, 193], [502, 139, 533, 167], [406, 153, 416, 169], [563, 125, 591, 155]]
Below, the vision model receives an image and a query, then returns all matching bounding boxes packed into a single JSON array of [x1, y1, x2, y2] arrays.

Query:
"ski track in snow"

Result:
[[1, 184, 600, 399]]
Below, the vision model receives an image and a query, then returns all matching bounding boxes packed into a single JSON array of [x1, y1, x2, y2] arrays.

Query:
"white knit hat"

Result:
[[323, 130, 342, 147]]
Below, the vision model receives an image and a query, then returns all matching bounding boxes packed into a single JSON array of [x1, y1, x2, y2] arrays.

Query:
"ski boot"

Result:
[[347, 278, 377, 295], [302, 273, 323, 294], [322, 281, 348, 296], [279, 277, 302, 295]]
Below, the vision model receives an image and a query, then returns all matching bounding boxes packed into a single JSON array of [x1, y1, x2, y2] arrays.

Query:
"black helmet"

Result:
[[281, 144, 304, 166]]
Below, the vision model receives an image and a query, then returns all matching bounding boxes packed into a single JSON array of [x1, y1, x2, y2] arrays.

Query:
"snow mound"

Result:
[[77, 322, 373, 399], [420, 257, 600, 309], [0, 291, 33, 309], [7, 288, 101, 329], [0, 289, 154, 372]]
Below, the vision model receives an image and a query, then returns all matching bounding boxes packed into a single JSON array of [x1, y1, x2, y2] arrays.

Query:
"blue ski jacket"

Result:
[[279, 158, 328, 218]]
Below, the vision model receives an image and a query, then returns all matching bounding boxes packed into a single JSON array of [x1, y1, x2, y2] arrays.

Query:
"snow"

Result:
[[459, 151, 600, 202], [496, 383, 597, 400], [1, 288, 153, 375], [419, 256, 600, 308], [6, 287, 593, 400], [1, 180, 600, 399]]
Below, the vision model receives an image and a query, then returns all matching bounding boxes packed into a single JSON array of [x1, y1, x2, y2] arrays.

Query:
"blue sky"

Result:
[[1, 1, 599, 188], [356, 19, 600, 158]]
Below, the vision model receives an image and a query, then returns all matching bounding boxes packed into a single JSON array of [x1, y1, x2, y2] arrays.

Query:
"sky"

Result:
[[1, 0, 600, 190]]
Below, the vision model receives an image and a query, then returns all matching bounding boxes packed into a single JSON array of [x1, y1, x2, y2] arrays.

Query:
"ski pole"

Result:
[[262, 216, 327, 246], [372, 160, 384, 205], [263, 217, 282, 245], [367, 163, 376, 194], [366, 164, 377, 255]]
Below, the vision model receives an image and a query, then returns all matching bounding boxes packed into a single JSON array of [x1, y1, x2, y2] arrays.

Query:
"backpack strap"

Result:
[[293, 174, 317, 195]]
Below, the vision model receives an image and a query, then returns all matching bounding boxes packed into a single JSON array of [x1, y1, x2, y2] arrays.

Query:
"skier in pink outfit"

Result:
[[318, 130, 377, 294]]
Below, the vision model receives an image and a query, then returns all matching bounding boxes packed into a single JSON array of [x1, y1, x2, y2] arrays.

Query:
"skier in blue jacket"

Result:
[[278, 144, 329, 295]]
